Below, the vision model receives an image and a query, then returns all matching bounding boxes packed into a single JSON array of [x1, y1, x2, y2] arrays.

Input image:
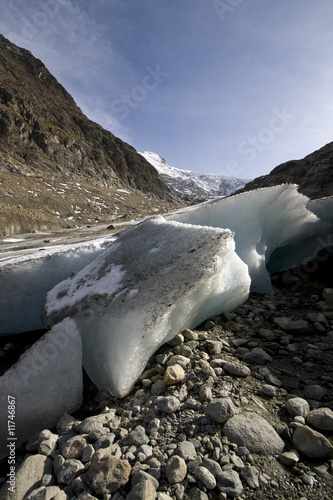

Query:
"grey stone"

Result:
[[25, 486, 67, 500], [323, 288, 333, 304], [222, 361, 251, 377], [61, 435, 88, 459], [123, 426, 149, 447], [165, 455, 187, 484], [292, 425, 333, 459], [286, 397, 310, 417], [201, 457, 222, 477], [206, 340, 223, 354], [261, 384, 277, 397], [89, 449, 131, 495], [304, 384, 327, 401], [193, 466, 216, 490], [223, 412, 285, 455], [175, 441, 197, 461], [306, 407, 333, 431], [167, 355, 191, 368], [132, 470, 159, 490], [38, 429, 58, 456], [57, 459, 85, 485], [217, 470, 243, 497], [0, 454, 52, 500], [126, 479, 156, 500], [206, 398, 237, 423], [243, 349, 268, 365], [273, 317, 311, 333], [278, 450, 300, 467], [157, 396, 181, 414], [185, 488, 209, 500], [240, 465, 260, 489]]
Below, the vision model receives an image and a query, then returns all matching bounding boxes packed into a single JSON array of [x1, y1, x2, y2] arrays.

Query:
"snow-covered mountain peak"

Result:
[[140, 151, 251, 202]]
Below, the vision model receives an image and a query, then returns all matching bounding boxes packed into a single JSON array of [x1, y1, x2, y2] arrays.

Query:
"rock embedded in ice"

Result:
[[166, 184, 333, 293], [42, 216, 250, 397], [0, 318, 82, 459], [0, 238, 112, 334]]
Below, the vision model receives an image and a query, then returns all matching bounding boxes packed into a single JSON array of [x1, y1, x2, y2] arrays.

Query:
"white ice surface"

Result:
[[0, 237, 115, 334], [166, 184, 333, 293], [0, 318, 82, 459], [43, 217, 250, 397]]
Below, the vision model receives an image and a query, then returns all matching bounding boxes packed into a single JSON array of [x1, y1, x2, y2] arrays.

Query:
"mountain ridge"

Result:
[[140, 150, 250, 202], [0, 34, 182, 235], [239, 141, 333, 200]]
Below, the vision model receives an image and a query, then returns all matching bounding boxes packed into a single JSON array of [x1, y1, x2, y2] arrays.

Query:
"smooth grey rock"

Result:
[[223, 412, 285, 455], [201, 457, 223, 478], [175, 441, 197, 461], [167, 355, 191, 368], [0, 454, 52, 500], [217, 470, 243, 497], [157, 396, 181, 414], [194, 466, 216, 490], [278, 450, 300, 467], [0, 319, 82, 459], [89, 449, 131, 495], [292, 425, 333, 459], [286, 397, 310, 417], [304, 384, 327, 401], [261, 384, 277, 397], [165, 455, 187, 484], [273, 317, 311, 333], [222, 361, 251, 377], [206, 398, 237, 423], [306, 407, 333, 431]]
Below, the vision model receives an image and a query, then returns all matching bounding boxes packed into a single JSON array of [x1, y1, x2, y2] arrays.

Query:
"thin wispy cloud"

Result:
[[1, 0, 333, 179]]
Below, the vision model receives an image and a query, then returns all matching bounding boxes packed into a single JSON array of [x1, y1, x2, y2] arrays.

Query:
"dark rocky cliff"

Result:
[[0, 34, 174, 197], [0, 35, 181, 235], [240, 141, 333, 200]]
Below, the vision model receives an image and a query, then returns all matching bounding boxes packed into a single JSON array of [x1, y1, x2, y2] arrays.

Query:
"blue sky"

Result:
[[1, 0, 333, 180]]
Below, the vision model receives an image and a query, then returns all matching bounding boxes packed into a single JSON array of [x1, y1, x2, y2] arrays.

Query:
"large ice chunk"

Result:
[[0, 238, 114, 334], [42, 217, 250, 397], [0, 318, 82, 459], [166, 184, 333, 293]]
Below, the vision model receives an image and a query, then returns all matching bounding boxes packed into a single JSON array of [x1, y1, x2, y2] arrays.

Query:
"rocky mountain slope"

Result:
[[0, 34, 181, 235], [141, 151, 249, 203], [240, 141, 333, 200]]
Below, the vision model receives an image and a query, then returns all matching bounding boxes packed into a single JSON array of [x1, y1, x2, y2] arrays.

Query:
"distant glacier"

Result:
[[140, 151, 250, 202]]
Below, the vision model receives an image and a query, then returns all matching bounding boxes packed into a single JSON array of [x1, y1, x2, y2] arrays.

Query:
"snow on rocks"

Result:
[[42, 216, 250, 397], [0, 318, 82, 459]]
